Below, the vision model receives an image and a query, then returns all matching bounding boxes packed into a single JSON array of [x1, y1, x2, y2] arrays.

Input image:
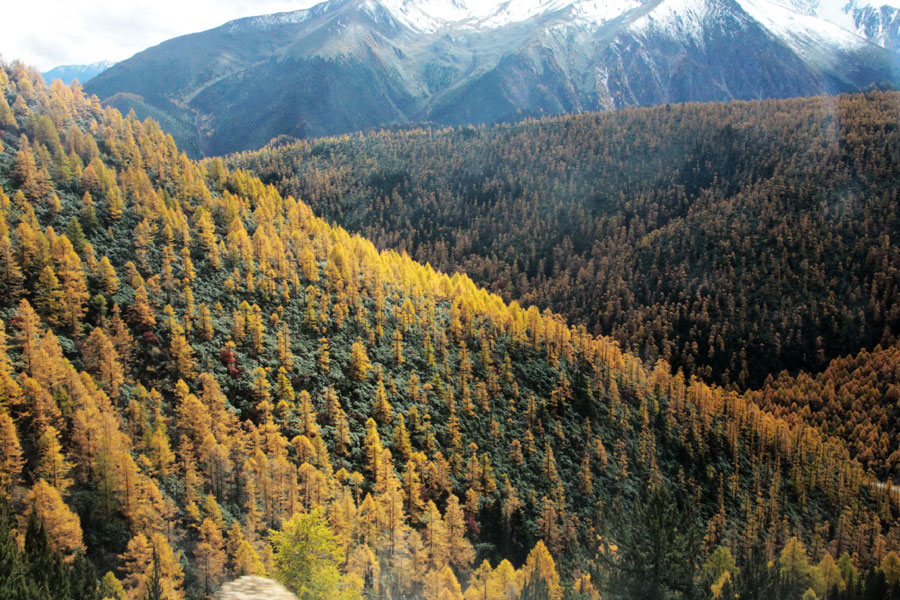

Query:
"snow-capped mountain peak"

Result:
[[223, 0, 900, 52], [86, 0, 899, 157], [762, 0, 900, 44], [367, 0, 574, 31], [740, 0, 873, 53], [369, 0, 900, 46], [42, 60, 117, 85]]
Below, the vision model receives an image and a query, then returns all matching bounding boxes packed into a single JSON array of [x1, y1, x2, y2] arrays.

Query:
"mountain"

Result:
[[42, 60, 116, 85], [3, 61, 900, 599], [84, 0, 899, 156], [778, 0, 900, 54], [850, 1, 900, 50]]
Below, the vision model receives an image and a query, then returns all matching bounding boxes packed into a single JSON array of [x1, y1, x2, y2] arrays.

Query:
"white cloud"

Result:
[[0, 0, 322, 71]]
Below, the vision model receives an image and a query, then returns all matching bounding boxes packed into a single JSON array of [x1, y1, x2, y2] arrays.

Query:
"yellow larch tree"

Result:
[[296, 389, 319, 437], [98, 255, 119, 295], [35, 264, 65, 325], [422, 501, 450, 573], [145, 420, 175, 479], [373, 375, 393, 425], [195, 517, 228, 596], [350, 338, 371, 380], [24, 479, 85, 558], [392, 413, 412, 463], [521, 541, 561, 600], [233, 539, 266, 577], [444, 493, 475, 573], [462, 560, 492, 600], [317, 337, 331, 374], [276, 322, 294, 370], [51, 233, 89, 332], [402, 456, 425, 524], [0, 411, 24, 493], [491, 559, 521, 599], [375, 452, 409, 558], [120, 531, 185, 600], [364, 418, 383, 478], [83, 327, 125, 399], [393, 328, 404, 364], [169, 320, 195, 380], [37, 424, 73, 495], [424, 565, 463, 600], [130, 284, 156, 331]]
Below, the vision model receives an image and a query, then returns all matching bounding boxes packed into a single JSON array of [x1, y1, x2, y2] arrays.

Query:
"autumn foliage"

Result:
[[0, 59, 898, 600]]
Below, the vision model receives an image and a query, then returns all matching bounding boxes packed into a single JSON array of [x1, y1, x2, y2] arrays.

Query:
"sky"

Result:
[[0, 0, 323, 71]]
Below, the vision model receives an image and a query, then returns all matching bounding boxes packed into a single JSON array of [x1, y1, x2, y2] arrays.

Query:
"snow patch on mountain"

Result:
[[572, 0, 645, 23], [843, 0, 900, 49], [851, 0, 900, 8], [43, 60, 117, 85], [368, 0, 639, 31], [766, 0, 900, 45], [631, 0, 720, 40], [213, 0, 900, 59], [224, 4, 324, 32], [816, 1, 859, 33], [475, 0, 573, 28], [370, 0, 472, 31], [370, 0, 581, 31], [739, 0, 872, 54]]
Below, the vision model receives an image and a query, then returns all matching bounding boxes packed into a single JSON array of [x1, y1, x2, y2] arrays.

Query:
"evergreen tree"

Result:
[[603, 485, 701, 600]]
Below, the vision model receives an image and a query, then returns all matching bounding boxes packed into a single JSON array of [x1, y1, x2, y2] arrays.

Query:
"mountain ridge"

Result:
[[84, 0, 900, 156], [42, 60, 116, 86]]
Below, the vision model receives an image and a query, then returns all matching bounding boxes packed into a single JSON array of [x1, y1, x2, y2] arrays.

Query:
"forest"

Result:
[[754, 343, 900, 482], [0, 60, 899, 600], [229, 94, 900, 390]]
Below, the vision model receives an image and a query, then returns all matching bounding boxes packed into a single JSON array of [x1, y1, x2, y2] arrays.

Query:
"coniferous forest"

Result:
[[1, 59, 900, 600], [230, 94, 900, 390]]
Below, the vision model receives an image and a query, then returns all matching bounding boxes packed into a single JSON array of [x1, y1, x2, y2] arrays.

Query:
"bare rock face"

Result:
[[217, 576, 297, 600]]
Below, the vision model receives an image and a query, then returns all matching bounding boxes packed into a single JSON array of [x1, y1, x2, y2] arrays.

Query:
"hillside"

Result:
[[1, 61, 899, 600], [755, 343, 900, 483], [83, 0, 898, 157], [230, 93, 900, 392]]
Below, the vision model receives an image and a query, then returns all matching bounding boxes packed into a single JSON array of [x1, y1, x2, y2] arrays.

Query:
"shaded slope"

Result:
[[231, 92, 900, 390]]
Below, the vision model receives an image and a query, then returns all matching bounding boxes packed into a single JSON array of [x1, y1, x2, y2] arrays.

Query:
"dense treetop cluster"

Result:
[[756, 343, 900, 482]]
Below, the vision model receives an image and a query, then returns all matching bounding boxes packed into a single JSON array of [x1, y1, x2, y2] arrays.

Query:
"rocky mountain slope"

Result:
[[84, 0, 898, 156], [781, 0, 900, 54]]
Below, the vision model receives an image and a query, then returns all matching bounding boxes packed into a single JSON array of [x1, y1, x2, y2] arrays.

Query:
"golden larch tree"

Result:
[[0, 411, 24, 492], [24, 479, 85, 558]]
